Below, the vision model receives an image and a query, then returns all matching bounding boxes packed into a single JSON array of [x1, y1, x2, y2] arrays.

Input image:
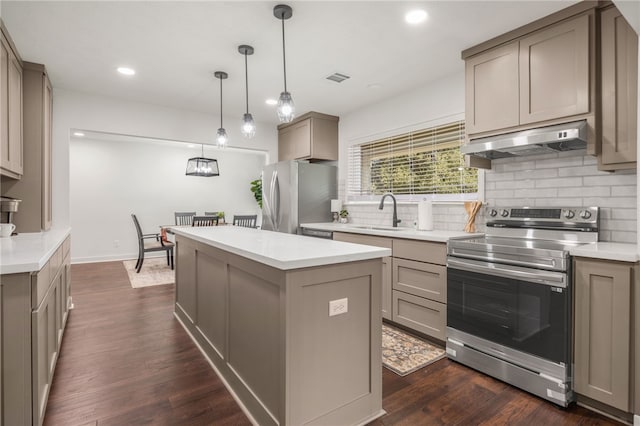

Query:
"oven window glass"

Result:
[[448, 267, 569, 364]]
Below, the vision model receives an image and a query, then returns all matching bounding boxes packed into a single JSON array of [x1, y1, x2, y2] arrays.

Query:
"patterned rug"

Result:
[[123, 257, 175, 288], [382, 324, 446, 376]]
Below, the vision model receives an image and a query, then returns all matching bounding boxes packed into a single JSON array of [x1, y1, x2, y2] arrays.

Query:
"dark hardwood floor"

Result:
[[45, 261, 621, 425]]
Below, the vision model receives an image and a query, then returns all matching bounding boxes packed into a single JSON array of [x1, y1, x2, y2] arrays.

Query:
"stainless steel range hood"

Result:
[[461, 120, 587, 160]]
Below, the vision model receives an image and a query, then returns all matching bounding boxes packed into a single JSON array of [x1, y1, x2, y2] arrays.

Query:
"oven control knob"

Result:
[[488, 209, 498, 217], [564, 210, 575, 219], [500, 209, 509, 217], [579, 210, 592, 219]]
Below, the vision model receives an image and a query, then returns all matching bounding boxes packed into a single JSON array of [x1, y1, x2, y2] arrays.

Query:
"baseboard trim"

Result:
[[634, 414, 639, 426]]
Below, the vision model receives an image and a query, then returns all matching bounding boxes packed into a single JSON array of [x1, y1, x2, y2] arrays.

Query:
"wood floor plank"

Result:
[[44, 261, 623, 426]]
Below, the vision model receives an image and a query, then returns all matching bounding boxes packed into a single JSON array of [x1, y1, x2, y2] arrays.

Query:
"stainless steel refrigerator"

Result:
[[262, 160, 337, 234]]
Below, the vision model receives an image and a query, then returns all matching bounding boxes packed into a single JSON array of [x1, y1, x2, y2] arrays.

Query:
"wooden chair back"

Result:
[[233, 215, 257, 228], [175, 211, 196, 225], [192, 215, 219, 227]]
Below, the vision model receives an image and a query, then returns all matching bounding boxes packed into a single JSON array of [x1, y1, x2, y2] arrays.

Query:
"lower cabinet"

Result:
[[333, 232, 393, 320], [392, 290, 446, 340], [333, 232, 447, 339], [574, 257, 634, 413], [391, 254, 447, 341], [0, 235, 70, 426]]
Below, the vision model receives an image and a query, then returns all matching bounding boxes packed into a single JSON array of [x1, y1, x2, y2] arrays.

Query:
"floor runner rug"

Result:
[[382, 324, 446, 376], [123, 257, 174, 288]]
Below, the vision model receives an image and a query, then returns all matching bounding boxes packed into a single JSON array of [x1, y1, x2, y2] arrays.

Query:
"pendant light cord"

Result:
[[281, 17, 287, 92], [244, 52, 249, 114], [219, 75, 223, 127]]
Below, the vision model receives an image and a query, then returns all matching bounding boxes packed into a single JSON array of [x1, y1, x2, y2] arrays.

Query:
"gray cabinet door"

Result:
[[465, 41, 519, 135], [278, 119, 310, 161], [519, 13, 590, 125], [175, 237, 197, 322], [32, 274, 59, 426], [574, 258, 631, 411], [392, 290, 446, 341], [600, 6, 638, 170], [0, 30, 23, 179]]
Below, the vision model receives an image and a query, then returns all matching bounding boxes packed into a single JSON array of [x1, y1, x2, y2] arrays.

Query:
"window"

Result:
[[347, 120, 478, 202]]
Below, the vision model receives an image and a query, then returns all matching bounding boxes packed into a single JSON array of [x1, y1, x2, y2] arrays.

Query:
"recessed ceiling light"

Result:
[[405, 9, 427, 25], [187, 144, 195, 148], [117, 67, 136, 76], [265, 99, 278, 106], [73, 131, 85, 137]]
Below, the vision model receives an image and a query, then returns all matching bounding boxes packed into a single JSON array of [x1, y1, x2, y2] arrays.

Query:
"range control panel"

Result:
[[486, 206, 599, 226]]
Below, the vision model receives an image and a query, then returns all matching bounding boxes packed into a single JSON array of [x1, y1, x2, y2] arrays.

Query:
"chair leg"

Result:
[[136, 253, 144, 273], [166, 250, 170, 266], [135, 254, 141, 270], [170, 249, 174, 270]]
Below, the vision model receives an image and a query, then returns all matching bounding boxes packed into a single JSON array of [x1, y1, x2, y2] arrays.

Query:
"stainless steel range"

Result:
[[446, 206, 599, 407]]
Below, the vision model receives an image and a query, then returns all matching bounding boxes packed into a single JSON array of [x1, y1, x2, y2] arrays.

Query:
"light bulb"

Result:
[[241, 113, 256, 138], [216, 128, 228, 148], [277, 91, 295, 123]]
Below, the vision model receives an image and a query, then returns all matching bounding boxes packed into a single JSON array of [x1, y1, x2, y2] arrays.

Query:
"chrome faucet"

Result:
[[378, 193, 401, 227]]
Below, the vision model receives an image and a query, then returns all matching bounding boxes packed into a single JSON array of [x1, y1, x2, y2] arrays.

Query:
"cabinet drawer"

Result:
[[333, 232, 392, 248], [392, 258, 446, 303], [392, 239, 446, 265], [392, 290, 446, 341]]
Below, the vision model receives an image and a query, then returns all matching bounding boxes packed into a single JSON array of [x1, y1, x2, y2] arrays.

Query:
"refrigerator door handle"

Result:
[[272, 171, 280, 230], [262, 171, 275, 230]]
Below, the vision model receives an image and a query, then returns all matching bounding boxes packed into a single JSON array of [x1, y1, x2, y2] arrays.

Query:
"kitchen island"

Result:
[[171, 226, 391, 426]]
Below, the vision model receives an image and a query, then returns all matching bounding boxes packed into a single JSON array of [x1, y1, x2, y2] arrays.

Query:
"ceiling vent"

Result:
[[326, 72, 350, 83]]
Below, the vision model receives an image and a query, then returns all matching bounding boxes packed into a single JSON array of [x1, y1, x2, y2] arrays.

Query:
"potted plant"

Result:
[[339, 209, 349, 223], [217, 212, 225, 223], [250, 178, 262, 208]]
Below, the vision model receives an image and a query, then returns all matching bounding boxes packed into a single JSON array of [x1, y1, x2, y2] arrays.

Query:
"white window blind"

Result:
[[347, 120, 478, 202]]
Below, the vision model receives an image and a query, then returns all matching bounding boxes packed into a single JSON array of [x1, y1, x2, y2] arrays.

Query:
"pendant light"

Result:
[[214, 71, 228, 148], [238, 45, 256, 138], [185, 144, 219, 177], [273, 4, 295, 123]]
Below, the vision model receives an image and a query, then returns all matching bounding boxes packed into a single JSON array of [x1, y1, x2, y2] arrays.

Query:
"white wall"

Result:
[[70, 135, 265, 262], [52, 89, 278, 233]]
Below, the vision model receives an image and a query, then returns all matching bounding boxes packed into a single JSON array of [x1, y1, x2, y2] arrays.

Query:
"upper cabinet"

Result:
[[519, 14, 591, 125], [0, 22, 23, 179], [277, 112, 339, 162], [599, 6, 638, 171], [463, 2, 638, 172], [464, 9, 595, 142], [465, 42, 519, 134], [3, 62, 53, 232]]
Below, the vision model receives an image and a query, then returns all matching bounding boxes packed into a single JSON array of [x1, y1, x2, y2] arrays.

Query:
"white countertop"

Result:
[[570, 242, 639, 263], [171, 226, 391, 270], [300, 222, 482, 242], [0, 228, 71, 274]]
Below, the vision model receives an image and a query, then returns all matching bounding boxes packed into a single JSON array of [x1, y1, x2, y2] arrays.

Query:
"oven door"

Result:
[[447, 257, 570, 365]]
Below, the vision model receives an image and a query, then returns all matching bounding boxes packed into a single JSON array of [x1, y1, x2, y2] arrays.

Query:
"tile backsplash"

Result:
[[343, 149, 637, 243]]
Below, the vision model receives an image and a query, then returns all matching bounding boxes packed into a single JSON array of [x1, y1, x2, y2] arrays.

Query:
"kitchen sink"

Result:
[[350, 225, 406, 231]]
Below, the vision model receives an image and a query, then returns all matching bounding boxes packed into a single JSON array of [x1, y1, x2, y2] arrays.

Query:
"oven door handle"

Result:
[[447, 257, 567, 288]]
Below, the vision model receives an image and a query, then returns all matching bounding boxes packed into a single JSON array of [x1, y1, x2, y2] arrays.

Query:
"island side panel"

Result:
[[286, 259, 383, 426], [174, 235, 287, 426]]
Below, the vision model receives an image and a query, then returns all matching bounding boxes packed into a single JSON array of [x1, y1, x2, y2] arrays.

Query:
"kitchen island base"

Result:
[[174, 234, 384, 426]]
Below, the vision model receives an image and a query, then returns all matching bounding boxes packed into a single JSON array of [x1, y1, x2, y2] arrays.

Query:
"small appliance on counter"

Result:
[[0, 196, 21, 236]]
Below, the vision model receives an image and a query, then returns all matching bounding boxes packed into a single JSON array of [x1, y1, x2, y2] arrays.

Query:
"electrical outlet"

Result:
[[329, 298, 348, 317]]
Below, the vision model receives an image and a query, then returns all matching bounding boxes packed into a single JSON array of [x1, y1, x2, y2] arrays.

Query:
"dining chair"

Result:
[[233, 215, 257, 228], [131, 214, 174, 273], [175, 211, 196, 226], [192, 215, 219, 226]]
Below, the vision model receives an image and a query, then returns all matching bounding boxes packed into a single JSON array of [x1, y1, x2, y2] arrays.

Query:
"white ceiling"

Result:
[[2, 1, 579, 125]]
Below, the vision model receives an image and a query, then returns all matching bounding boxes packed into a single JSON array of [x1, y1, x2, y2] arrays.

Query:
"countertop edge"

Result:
[[0, 227, 71, 274], [171, 228, 392, 270], [570, 242, 639, 263]]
